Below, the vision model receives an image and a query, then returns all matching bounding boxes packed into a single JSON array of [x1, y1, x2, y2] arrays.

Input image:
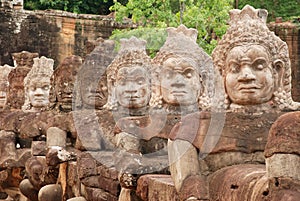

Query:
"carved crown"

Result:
[[212, 5, 289, 76], [212, 5, 297, 110], [11, 51, 39, 68], [106, 36, 151, 83], [24, 56, 54, 86]]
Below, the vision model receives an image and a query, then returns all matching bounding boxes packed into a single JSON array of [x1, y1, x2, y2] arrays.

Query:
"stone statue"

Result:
[[212, 5, 299, 111], [105, 36, 152, 116], [151, 24, 215, 115], [7, 51, 39, 109], [22, 56, 54, 112], [74, 40, 115, 110], [104, 36, 165, 200], [0, 64, 14, 109], [168, 5, 297, 201], [72, 39, 116, 151], [51, 55, 83, 112]]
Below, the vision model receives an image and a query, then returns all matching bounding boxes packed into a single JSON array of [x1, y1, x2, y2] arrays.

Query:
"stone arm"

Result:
[[168, 139, 209, 201]]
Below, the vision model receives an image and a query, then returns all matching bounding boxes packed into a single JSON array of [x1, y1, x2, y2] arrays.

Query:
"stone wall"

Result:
[[269, 21, 300, 101], [0, 8, 134, 68]]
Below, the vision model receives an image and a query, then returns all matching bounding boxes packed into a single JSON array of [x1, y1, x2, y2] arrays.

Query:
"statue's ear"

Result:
[[273, 59, 284, 89]]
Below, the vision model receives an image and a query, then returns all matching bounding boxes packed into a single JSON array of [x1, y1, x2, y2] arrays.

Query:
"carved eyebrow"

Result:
[[227, 58, 238, 63], [227, 60, 239, 66], [251, 57, 267, 64]]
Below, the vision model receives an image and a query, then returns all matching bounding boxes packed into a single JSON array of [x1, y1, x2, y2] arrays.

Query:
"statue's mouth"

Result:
[[171, 91, 187, 96]]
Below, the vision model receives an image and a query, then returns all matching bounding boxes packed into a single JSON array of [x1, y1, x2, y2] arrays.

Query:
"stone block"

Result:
[[46, 127, 67, 148], [96, 165, 118, 180], [265, 112, 300, 157], [266, 154, 300, 181], [136, 174, 179, 201], [31, 141, 47, 156], [68, 161, 81, 197], [81, 176, 120, 196], [84, 186, 118, 201], [15, 148, 31, 167], [77, 153, 97, 179]]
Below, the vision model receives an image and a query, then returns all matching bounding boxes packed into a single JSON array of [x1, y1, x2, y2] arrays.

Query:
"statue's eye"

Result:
[[42, 85, 50, 91], [183, 68, 195, 78], [164, 69, 175, 79], [118, 78, 126, 86], [229, 63, 240, 73], [252, 59, 267, 71], [30, 86, 37, 91], [136, 77, 146, 85]]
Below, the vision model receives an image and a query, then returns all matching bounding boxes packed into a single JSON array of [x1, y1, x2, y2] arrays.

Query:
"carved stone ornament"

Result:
[[212, 5, 299, 111], [23, 56, 54, 112], [151, 24, 215, 114]]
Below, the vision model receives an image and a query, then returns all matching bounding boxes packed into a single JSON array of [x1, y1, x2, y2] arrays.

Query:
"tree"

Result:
[[24, 0, 127, 15], [237, 0, 300, 21], [110, 0, 232, 55]]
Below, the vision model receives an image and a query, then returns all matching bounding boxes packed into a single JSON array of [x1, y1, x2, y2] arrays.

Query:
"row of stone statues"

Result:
[[0, 4, 298, 201]]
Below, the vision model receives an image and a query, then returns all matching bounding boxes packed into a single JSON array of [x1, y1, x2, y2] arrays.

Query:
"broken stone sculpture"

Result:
[[51, 55, 83, 112], [20, 127, 79, 201], [168, 5, 298, 201], [72, 39, 117, 151], [0, 64, 14, 110], [8, 51, 39, 109]]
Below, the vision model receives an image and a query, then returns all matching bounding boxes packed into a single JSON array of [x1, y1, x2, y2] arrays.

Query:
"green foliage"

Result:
[[110, 0, 232, 55], [237, 0, 300, 21], [24, 0, 119, 14], [110, 27, 167, 58], [110, 0, 178, 27]]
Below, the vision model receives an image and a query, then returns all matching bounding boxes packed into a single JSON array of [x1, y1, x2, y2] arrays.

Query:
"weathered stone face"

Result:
[[52, 55, 82, 112], [106, 36, 152, 112], [151, 24, 214, 113], [79, 69, 108, 109], [212, 5, 300, 110], [28, 77, 51, 110], [7, 51, 38, 109], [225, 45, 275, 105], [115, 66, 151, 109], [160, 57, 201, 106], [75, 39, 116, 110], [23, 56, 54, 111]]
